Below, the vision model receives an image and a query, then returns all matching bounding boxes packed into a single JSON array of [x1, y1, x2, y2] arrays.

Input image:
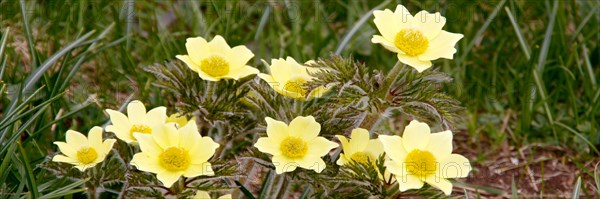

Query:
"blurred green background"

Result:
[[0, 0, 598, 197]]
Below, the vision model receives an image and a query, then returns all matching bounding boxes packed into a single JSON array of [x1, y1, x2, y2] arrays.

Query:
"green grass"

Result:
[[0, 0, 598, 198]]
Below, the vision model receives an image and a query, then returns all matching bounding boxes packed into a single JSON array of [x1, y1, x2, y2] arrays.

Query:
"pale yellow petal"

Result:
[[438, 154, 471, 178], [87, 127, 104, 150], [223, 65, 259, 79], [102, 139, 117, 155], [218, 194, 232, 199], [307, 85, 330, 99], [127, 100, 147, 124], [401, 120, 431, 151], [336, 153, 349, 166], [197, 70, 222, 81], [384, 159, 405, 175], [306, 137, 338, 156], [296, 156, 326, 173], [230, 45, 254, 70], [185, 36, 210, 63], [269, 58, 292, 83], [425, 176, 453, 195], [288, 116, 320, 140], [66, 130, 88, 147], [349, 128, 370, 152], [52, 155, 77, 165], [176, 55, 200, 72], [285, 57, 308, 76], [371, 35, 400, 53], [54, 142, 77, 158], [335, 135, 353, 155], [105, 109, 131, 130], [208, 35, 232, 55], [179, 122, 201, 151], [184, 162, 214, 177], [426, 130, 453, 161], [272, 155, 298, 174], [365, 139, 385, 158], [412, 11, 446, 39], [130, 152, 164, 173], [134, 133, 163, 155], [373, 5, 412, 42], [418, 31, 463, 61], [75, 164, 95, 172], [152, 124, 179, 149], [254, 137, 282, 156], [397, 54, 432, 73], [194, 191, 211, 199], [156, 170, 183, 188], [378, 135, 407, 161], [145, 106, 167, 125], [265, 117, 289, 143], [189, 137, 219, 164], [397, 174, 425, 192]]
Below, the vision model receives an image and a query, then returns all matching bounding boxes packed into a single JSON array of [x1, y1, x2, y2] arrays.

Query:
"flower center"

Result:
[[405, 149, 437, 178], [394, 28, 429, 56], [283, 76, 309, 97], [350, 152, 373, 164], [279, 136, 308, 159], [130, 124, 152, 140], [76, 147, 98, 164], [159, 147, 191, 171], [200, 55, 230, 77]]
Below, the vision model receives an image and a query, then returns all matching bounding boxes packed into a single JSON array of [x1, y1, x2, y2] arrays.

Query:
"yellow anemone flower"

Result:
[[258, 57, 329, 100], [130, 122, 219, 187], [105, 100, 167, 144], [176, 35, 259, 81], [52, 127, 116, 171], [254, 116, 338, 174], [166, 113, 195, 128], [335, 128, 383, 166], [378, 120, 471, 195], [371, 5, 464, 72], [193, 191, 232, 199]]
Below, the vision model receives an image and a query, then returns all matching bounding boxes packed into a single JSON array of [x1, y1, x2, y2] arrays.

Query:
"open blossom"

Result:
[[166, 113, 195, 128], [258, 57, 329, 100], [130, 122, 219, 187], [254, 116, 338, 174], [379, 120, 471, 195], [336, 128, 393, 181], [371, 5, 463, 72], [52, 127, 116, 171], [105, 100, 167, 144], [176, 35, 259, 81]]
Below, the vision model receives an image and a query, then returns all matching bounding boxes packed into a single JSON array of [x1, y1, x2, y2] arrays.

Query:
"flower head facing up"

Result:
[[166, 113, 195, 128], [254, 116, 339, 174], [193, 191, 232, 199], [258, 57, 329, 100], [176, 35, 259, 81], [52, 127, 116, 171], [105, 100, 167, 144], [371, 5, 464, 72], [130, 122, 219, 187], [378, 120, 471, 195]]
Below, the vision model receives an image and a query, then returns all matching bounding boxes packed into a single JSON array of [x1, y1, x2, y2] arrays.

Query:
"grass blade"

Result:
[[504, 7, 531, 60], [334, 0, 391, 55], [571, 176, 581, 199], [19, 0, 37, 68]]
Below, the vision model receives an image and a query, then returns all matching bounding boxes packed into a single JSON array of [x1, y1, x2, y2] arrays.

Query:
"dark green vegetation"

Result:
[[0, 0, 598, 198]]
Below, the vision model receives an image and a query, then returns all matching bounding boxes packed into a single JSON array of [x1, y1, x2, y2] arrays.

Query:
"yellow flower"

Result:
[[254, 116, 338, 174], [335, 128, 383, 166], [193, 191, 232, 199], [105, 100, 167, 144], [176, 35, 259, 81], [52, 127, 116, 171], [166, 113, 195, 128], [258, 57, 329, 99], [371, 5, 464, 72], [130, 122, 219, 187], [378, 120, 471, 195]]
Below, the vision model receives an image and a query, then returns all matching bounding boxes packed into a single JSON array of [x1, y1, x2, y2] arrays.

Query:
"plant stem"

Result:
[[359, 61, 403, 130]]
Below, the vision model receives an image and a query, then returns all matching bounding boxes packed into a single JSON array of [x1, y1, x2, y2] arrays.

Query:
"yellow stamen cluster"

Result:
[[130, 124, 152, 140], [159, 147, 191, 171], [350, 152, 373, 164], [200, 55, 230, 77], [405, 149, 437, 178], [280, 136, 308, 159], [394, 29, 429, 56], [76, 147, 98, 164]]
